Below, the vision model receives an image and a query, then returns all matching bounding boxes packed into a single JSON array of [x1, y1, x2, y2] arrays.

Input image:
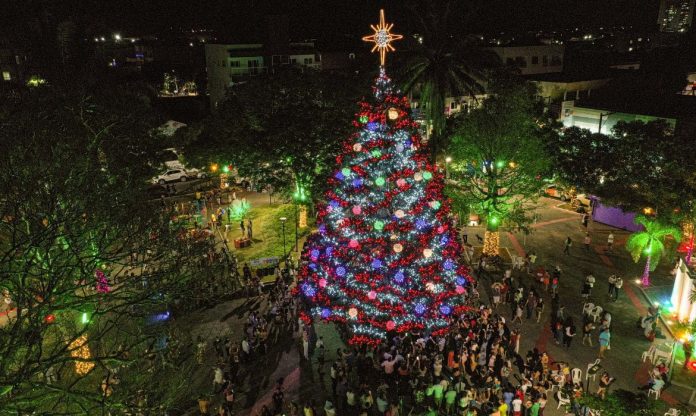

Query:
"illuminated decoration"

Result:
[[671, 258, 696, 323], [95, 269, 110, 293], [387, 107, 400, 120], [626, 215, 681, 287], [44, 314, 56, 324], [26, 76, 46, 87], [361, 9, 403, 66], [294, 62, 473, 345], [210, 163, 219, 172], [229, 199, 251, 220], [353, 143, 363, 152], [483, 230, 500, 256], [69, 335, 94, 375], [299, 205, 308, 228]]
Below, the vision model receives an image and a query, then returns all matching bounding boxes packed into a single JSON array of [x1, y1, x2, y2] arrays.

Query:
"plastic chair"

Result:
[[648, 387, 661, 399], [586, 359, 601, 382], [589, 306, 604, 322], [642, 346, 656, 362], [653, 349, 672, 365], [664, 408, 679, 416], [556, 390, 571, 409], [582, 302, 594, 316], [571, 368, 583, 385]]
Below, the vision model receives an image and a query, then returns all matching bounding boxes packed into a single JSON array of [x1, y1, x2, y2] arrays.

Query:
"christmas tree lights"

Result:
[[295, 36, 474, 344], [68, 335, 94, 375]]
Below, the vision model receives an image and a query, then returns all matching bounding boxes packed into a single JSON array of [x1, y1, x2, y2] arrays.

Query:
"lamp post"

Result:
[[280, 217, 287, 259], [445, 156, 452, 180], [293, 181, 308, 252]]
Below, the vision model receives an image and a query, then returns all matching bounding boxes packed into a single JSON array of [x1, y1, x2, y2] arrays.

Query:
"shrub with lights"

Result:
[[295, 68, 473, 346]]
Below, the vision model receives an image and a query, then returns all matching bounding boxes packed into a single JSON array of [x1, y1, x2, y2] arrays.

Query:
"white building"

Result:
[[658, 0, 696, 32], [488, 44, 564, 75], [205, 42, 320, 110]]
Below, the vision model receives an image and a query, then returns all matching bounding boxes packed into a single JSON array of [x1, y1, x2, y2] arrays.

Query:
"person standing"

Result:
[[240, 220, 246, 237], [613, 277, 623, 301], [683, 341, 693, 369], [598, 328, 611, 358], [582, 321, 596, 346], [563, 237, 572, 255], [247, 219, 253, 240], [584, 233, 591, 252], [563, 318, 576, 348], [607, 232, 615, 253], [582, 213, 589, 228], [607, 275, 616, 299]]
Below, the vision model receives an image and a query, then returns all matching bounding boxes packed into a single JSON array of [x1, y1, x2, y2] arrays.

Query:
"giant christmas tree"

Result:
[[296, 10, 473, 345]]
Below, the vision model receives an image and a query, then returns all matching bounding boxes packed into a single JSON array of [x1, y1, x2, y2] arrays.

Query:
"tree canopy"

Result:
[[446, 80, 553, 233], [0, 86, 200, 413], [183, 68, 365, 202], [548, 120, 696, 218]]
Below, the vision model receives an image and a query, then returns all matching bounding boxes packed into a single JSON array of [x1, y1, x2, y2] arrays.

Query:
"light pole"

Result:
[[280, 217, 287, 259], [445, 156, 452, 180]]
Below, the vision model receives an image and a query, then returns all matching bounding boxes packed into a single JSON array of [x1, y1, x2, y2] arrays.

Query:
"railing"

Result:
[[229, 63, 321, 77]]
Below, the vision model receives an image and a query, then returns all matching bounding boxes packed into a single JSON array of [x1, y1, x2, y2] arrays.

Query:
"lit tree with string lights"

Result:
[[295, 10, 473, 346]]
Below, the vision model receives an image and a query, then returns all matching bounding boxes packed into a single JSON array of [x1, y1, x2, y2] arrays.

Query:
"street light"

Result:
[[445, 156, 452, 180], [280, 217, 288, 258]]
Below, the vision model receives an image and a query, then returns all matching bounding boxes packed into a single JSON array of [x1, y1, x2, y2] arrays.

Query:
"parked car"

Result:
[[152, 168, 205, 184], [542, 184, 570, 201], [575, 193, 591, 207]]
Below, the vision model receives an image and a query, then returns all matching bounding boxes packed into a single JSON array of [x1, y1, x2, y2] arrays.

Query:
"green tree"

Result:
[[626, 216, 681, 287], [183, 68, 363, 203], [0, 86, 201, 414], [548, 120, 696, 216], [400, 0, 499, 161], [447, 81, 552, 255], [578, 389, 658, 416]]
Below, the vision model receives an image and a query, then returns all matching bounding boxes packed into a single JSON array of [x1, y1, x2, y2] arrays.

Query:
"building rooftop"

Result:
[[575, 94, 696, 120]]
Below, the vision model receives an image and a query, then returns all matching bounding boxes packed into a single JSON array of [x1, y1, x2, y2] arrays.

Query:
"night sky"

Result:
[[2, 0, 660, 40]]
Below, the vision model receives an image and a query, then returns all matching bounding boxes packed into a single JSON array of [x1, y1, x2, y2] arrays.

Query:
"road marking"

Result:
[[506, 232, 526, 257], [531, 216, 579, 229]]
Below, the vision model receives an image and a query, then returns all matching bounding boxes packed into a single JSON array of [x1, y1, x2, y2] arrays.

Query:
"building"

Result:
[[658, 0, 696, 32], [529, 73, 613, 116], [0, 37, 28, 85], [488, 44, 564, 75], [205, 41, 320, 109]]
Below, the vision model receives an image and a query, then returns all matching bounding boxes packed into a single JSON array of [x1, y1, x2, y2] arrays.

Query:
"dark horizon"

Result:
[[1, 0, 661, 41]]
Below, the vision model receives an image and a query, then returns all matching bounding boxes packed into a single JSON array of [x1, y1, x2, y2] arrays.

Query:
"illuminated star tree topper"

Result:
[[362, 9, 403, 66]]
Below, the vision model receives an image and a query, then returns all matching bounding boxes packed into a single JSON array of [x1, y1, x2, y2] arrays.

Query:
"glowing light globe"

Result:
[[393, 243, 403, 253], [423, 248, 433, 258], [423, 171, 433, 180], [375, 177, 386, 186], [374, 220, 384, 230], [386, 320, 396, 330], [348, 307, 358, 318], [394, 209, 405, 218], [349, 239, 359, 248], [426, 282, 436, 292], [443, 259, 454, 271], [353, 143, 362, 152], [414, 172, 423, 181], [319, 278, 327, 288], [456, 285, 465, 294], [396, 178, 406, 187], [440, 304, 452, 315], [321, 308, 331, 319], [387, 107, 399, 120], [368, 291, 377, 300], [341, 167, 351, 177], [396, 144, 404, 152], [371, 149, 382, 158], [371, 259, 382, 269], [394, 271, 405, 283], [414, 303, 426, 315], [336, 266, 346, 277], [429, 200, 441, 210], [352, 205, 362, 215]]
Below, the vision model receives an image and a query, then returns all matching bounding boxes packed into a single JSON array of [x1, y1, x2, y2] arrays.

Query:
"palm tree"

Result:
[[626, 215, 681, 287], [400, 0, 499, 161]]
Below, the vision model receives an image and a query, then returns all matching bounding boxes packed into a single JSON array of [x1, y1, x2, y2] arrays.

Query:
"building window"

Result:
[[290, 58, 297, 64], [303, 57, 313, 65], [506, 58, 514, 65], [450, 101, 457, 110], [2, 71, 10, 81], [551, 55, 562, 65], [230, 61, 240, 67], [532, 56, 539, 65], [542, 55, 549, 66], [515, 57, 527, 68]]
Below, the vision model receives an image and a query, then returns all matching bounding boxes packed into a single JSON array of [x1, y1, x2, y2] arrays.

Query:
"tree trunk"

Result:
[[641, 255, 652, 287]]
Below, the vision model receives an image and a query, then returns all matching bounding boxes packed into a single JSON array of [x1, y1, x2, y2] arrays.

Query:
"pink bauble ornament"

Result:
[[386, 320, 396, 330], [349, 239, 359, 248], [396, 178, 406, 187], [437, 226, 445, 234], [319, 278, 327, 288], [352, 205, 362, 215], [456, 285, 465, 294], [368, 291, 377, 300]]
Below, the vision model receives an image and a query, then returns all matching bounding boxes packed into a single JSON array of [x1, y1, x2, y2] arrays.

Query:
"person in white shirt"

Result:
[[607, 232, 615, 252], [613, 277, 623, 301]]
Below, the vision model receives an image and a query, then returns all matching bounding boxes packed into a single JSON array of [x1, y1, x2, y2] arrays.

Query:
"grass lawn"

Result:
[[228, 202, 314, 264]]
